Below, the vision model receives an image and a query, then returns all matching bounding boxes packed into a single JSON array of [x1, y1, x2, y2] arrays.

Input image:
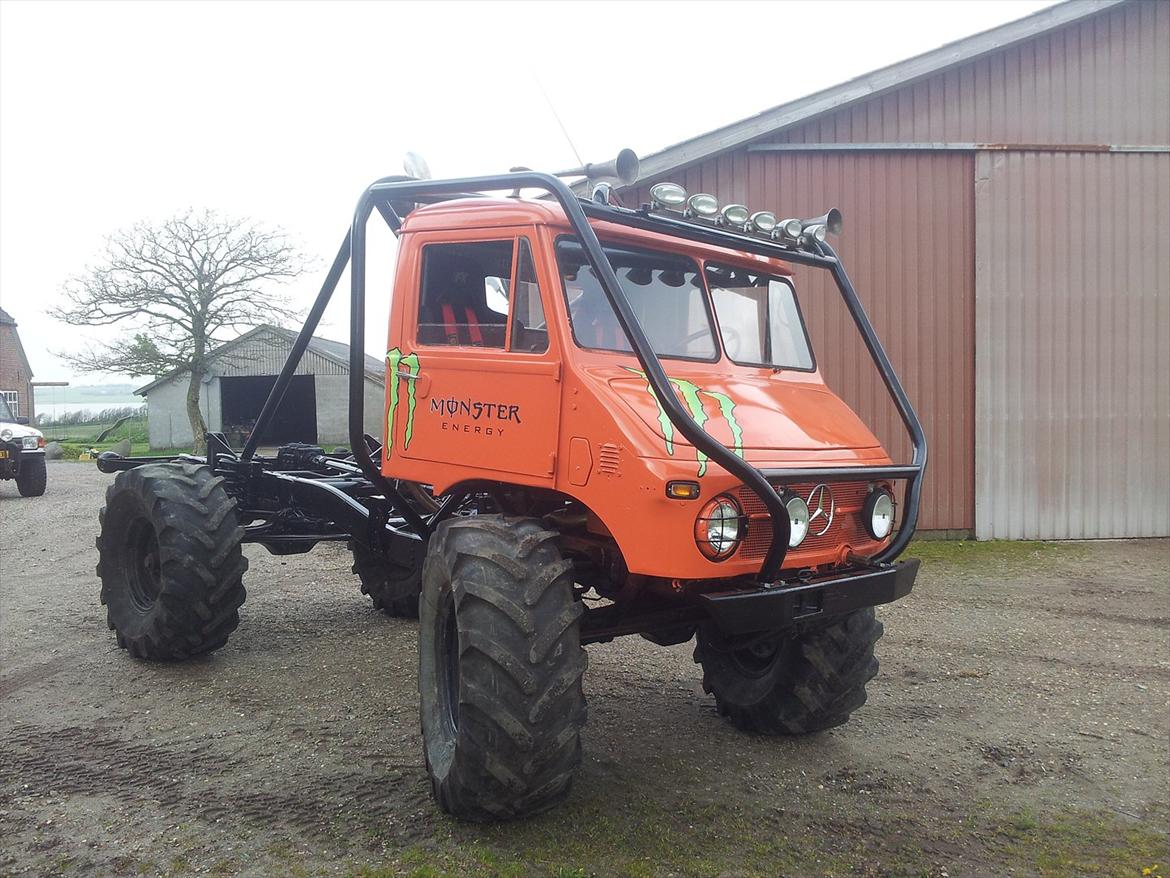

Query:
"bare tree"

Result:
[[53, 210, 309, 454]]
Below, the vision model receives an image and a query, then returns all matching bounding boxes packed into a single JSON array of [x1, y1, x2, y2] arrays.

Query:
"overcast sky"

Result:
[[0, 0, 1056, 386]]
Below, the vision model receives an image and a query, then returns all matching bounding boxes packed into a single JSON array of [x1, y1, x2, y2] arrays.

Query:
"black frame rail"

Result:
[[240, 171, 926, 581]]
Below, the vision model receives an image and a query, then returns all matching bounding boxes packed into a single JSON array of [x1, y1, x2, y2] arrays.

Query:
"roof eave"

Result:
[[593, 0, 1124, 190]]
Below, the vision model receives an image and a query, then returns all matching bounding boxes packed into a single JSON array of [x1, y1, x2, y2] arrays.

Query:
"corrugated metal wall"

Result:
[[622, 0, 1168, 537], [767, 0, 1169, 146], [626, 153, 976, 532], [975, 150, 1170, 539]]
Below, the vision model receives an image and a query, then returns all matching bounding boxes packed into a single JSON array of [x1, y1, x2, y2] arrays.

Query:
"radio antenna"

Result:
[[535, 77, 585, 169]]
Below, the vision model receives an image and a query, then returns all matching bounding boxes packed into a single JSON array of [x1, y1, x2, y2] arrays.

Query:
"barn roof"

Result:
[[615, 0, 1124, 188], [135, 325, 384, 395]]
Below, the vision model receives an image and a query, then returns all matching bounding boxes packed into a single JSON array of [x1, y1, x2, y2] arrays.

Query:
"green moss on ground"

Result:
[[334, 800, 1166, 878]]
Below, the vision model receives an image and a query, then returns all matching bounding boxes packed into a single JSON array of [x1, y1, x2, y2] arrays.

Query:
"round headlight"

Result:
[[695, 496, 742, 560], [864, 489, 895, 540], [785, 494, 810, 547], [773, 218, 803, 241], [686, 193, 719, 218], [749, 211, 777, 233], [719, 203, 749, 226], [650, 182, 687, 208], [0, 428, 12, 442]]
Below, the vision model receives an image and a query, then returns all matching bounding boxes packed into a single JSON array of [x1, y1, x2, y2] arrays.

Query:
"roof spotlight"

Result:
[[686, 193, 719, 218], [803, 224, 828, 243], [772, 218, 803, 241], [649, 182, 687, 208], [749, 211, 777, 233], [719, 204, 749, 226]]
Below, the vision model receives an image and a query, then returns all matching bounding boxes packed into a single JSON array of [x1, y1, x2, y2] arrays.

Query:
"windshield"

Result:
[[0, 395, 14, 422], [555, 238, 717, 361], [705, 264, 814, 370]]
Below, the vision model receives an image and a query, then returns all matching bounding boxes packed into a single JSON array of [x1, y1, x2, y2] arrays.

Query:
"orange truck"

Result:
[[93, 150, 926, 821]]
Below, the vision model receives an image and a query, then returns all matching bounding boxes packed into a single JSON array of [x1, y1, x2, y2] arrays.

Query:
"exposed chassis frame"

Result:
[[100, 171, 926, 592]]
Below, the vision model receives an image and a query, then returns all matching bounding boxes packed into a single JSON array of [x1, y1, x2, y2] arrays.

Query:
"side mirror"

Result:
[[15, 416, 29, 426]]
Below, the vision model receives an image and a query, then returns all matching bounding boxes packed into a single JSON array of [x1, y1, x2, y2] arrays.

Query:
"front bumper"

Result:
[[700, 558, 919, 634]]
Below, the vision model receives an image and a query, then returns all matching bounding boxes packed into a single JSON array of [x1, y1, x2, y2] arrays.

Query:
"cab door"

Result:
[[385, 226, 561, 485]]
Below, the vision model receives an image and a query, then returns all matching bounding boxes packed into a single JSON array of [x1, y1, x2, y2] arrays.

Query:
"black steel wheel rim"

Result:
[[125, 518, 162, 612], [437, 595, 461, 734], [729, 637, 782, 679]]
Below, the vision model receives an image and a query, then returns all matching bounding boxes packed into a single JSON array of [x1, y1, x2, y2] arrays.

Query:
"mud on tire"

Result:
[[97, 462, 247, 660], [694, 607, 883, 734], [419, 516, 587, 821]]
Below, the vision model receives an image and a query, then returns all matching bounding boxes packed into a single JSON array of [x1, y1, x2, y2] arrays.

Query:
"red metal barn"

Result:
[[617, 0, 1169, 539]]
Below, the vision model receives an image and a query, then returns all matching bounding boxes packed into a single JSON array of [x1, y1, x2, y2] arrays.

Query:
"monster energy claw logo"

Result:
[[625, 367, 744, 477], [385, 347, 420, 459]]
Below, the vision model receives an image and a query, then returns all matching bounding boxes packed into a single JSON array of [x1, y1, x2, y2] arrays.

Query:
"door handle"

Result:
[[396, 370, 420, 381]]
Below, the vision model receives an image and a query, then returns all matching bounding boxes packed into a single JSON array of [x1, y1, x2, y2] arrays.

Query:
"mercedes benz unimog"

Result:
[[92, 151, 926, 821]]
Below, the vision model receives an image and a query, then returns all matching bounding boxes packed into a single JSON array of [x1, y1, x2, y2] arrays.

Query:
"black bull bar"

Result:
[[701, 559, 920, 634]]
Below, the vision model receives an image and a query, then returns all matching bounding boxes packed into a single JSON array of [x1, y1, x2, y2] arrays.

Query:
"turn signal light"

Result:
[[666, 480, 701, 500]]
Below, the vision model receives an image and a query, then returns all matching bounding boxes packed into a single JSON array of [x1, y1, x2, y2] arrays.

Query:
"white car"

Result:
[[0, 395, 47, 496]]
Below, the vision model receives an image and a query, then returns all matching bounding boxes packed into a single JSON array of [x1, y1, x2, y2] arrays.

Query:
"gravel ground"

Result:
[[1, 463, 1167, 878]]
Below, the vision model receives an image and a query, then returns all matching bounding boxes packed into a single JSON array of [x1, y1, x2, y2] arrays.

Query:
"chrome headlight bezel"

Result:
[[695, 495, 743, 560], [785, 494, 810, 548], [864, 489, 896, 540]]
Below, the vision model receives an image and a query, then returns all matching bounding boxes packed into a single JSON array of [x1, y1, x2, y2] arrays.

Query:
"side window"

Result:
[[510, 238, 548, 353], [418, 240, 512, 348]]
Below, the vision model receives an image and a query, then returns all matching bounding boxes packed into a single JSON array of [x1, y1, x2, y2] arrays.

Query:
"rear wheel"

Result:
[[419, 516, 587, 821], [694, 608, 883, 734], [349, 536, 424, 618], [97, 463, 247, 660], [15, 455, 46, 496]]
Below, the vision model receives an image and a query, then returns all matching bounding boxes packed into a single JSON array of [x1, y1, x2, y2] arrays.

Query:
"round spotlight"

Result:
[[650, 182, 687, 208], [695, 496, 742, 560], [750, 211, 777, 233], [773, 218, 803, 241], [804, 224, 827, 243], [864, 489, 896, 540], [785, 494, 810, 547], [686, 193, 719, 218], [720, 203, 749, 226]]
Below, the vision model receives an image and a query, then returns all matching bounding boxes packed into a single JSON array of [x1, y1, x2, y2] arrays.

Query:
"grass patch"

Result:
[[987, 806, 1168, 877], [340, 798, 1166, 878], [905, 537, 1085, 570]]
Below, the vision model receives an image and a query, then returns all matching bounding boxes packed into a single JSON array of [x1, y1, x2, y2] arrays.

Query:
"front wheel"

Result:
[[96, 463, 248, 660], [419, 516, 587, 821], [15, 455, 46, 496], [694, 607, 883, 734]]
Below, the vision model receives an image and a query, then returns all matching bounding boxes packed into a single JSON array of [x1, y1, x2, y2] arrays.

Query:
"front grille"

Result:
[[735, 481, 877, 560]]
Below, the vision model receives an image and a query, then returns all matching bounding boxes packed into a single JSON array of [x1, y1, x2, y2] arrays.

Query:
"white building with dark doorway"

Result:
[[136, 325, 386, 450]]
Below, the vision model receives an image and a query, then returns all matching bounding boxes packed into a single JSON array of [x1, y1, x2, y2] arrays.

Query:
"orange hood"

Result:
[[608, 372, 883, 454]]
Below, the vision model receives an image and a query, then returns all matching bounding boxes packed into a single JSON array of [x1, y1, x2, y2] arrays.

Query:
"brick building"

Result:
[[0, 307, 35, 421]]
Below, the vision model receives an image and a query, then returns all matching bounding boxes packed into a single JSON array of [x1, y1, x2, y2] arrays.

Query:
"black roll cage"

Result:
[[222, 171, 925, 582]]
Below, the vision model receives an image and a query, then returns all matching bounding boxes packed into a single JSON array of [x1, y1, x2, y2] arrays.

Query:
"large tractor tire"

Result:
[[419, 516, 587, 821], [96, 462, 247, 660], [349, 536, 424, 619], [694, 607, 883, 735], [15, 455, 47, 497]]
